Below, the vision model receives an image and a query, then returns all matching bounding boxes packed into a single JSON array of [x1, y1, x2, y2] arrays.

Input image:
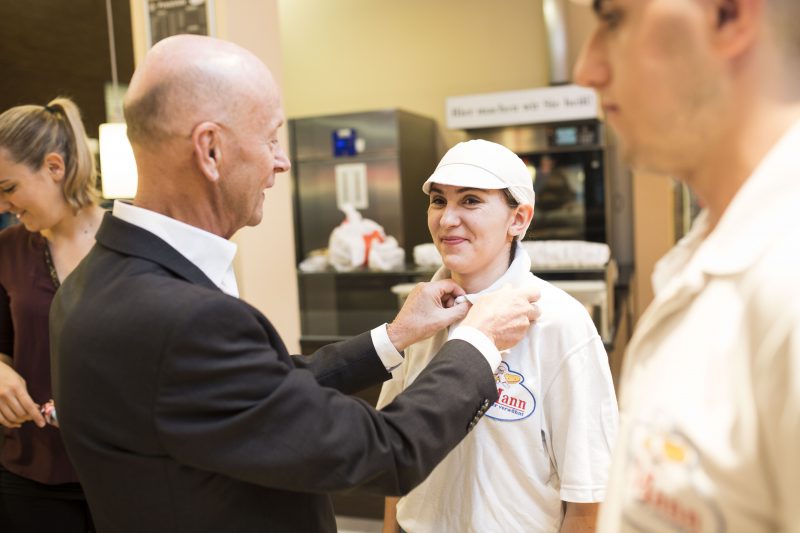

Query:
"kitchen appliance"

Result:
[[289, 109, 439, 353], [463, 119, 632, 265], [458, 118, 633, 346]]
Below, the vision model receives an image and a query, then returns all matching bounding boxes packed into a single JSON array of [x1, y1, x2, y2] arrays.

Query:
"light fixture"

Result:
[[99, 123, 138, 199], [99, 0, 138, 200]]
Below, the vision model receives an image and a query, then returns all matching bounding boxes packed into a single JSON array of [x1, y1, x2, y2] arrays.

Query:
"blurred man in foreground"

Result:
[[575, 0, 800, 530]]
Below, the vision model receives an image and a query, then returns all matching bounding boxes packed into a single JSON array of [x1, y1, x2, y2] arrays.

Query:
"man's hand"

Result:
[[387, 279, 468, 352], [461, 284, 541, 351], [0, 360, 45, 428]]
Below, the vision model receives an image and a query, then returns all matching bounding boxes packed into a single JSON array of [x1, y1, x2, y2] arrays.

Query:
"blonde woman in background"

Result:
[[379, 140, 618, 532], [0, 97, 103, 532]]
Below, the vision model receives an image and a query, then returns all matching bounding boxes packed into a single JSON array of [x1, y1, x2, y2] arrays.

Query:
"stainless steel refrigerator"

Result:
[[289, 109, 440, 520], [291, 109, 438, 262], [289, 109, 439, 353]]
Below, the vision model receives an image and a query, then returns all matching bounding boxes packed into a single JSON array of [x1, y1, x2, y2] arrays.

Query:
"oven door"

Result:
[[520, 150, 605, 243]]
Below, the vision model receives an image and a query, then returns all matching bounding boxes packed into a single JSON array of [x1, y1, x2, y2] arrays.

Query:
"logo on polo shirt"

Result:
[[623, 421, 725, 533], [487, 362, 536, 421]]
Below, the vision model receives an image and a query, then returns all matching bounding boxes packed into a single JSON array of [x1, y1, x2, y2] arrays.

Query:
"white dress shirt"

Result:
[[113, 201, 239, 296]]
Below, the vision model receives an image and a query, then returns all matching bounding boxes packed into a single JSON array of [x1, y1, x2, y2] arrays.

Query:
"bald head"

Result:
[[124, 35, 278, 148], [121, 35, 291, 238]]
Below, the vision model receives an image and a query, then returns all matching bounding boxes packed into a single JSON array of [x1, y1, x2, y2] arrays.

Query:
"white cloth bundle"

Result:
[[328, 204, 386, 272], [520, 240, 610, 268], [413, 243, 443, 268], [368, 236, 406, 271]]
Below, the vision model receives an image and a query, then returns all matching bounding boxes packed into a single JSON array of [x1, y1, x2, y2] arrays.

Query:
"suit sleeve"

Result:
[[376, 371, 405, 410], [154, 297, 497, 496], [289, 332, 390, 395]]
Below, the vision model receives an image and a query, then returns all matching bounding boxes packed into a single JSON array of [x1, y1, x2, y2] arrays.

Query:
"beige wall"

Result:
[[221, 1, 301, 354], [278, 0, 552, 149]]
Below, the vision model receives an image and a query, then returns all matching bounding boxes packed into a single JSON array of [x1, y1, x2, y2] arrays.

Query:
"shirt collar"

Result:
[[112, 201, 239, 297], [431, 245, 534, 303]]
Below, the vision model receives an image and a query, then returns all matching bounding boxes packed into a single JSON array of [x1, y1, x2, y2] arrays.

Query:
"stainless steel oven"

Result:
[[463, 119, 633, 268]]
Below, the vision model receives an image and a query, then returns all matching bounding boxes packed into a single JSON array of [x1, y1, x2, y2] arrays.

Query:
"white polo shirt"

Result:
[[598, 121, 800, 532], [379, 248, 618, 532]]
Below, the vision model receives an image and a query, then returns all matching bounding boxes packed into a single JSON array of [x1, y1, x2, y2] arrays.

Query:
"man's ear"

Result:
[[710, 0, 764, 59], [192, 122, 222, 182], [510, 203, 534, 239], [43, 152, 65, 183]]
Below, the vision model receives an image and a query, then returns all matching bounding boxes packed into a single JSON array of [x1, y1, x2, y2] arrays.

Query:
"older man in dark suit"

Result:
[[49, 35, 540, 533]]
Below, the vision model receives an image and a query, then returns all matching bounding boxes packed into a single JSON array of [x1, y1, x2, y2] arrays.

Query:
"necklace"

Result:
[[43, 243, 61, 289]]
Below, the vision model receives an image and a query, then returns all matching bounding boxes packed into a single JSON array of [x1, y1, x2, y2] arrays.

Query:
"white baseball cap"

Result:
[[422, 139, 535, 208]]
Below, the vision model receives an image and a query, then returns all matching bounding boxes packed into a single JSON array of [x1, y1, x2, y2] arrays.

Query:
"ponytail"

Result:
[[0, 96, 99, 210]]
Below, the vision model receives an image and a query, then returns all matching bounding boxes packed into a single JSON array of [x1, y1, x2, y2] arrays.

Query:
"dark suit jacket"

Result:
[[50, 214, 497, 533]]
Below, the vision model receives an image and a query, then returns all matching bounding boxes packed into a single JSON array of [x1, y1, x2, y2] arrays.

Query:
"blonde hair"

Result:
[[0, 97, 99, 210]]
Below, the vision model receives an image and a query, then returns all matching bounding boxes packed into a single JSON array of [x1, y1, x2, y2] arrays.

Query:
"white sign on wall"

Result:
[[446, 85, 599, 130], [144, 0, 215, 48]]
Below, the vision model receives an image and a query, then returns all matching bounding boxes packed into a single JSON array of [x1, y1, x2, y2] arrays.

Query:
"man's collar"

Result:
[[109, 201, 238, 295], [95, 212, 220, 292]]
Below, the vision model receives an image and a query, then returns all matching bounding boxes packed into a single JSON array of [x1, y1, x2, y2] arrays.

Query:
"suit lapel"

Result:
[[95, 213, 220, 292]]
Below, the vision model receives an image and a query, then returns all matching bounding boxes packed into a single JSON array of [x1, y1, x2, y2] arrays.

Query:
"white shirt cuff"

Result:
[[370, 324, 404, 372], [449, 325, 502, 372]]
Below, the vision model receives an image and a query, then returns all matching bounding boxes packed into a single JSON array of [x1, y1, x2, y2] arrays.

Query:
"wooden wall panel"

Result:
[[0, 0, 134, 138]]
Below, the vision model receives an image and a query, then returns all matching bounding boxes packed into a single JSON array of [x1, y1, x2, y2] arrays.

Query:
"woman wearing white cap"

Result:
[[378, 139, 618, 532]]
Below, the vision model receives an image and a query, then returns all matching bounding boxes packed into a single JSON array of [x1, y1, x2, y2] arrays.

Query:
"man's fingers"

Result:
[[389, 279, 470, 351], [445, 300, 470, 321], [442, 293, 456, 308], [431, 279, 466, 300], [521, 284, 541, 304], [514, 285, 541, 323]]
